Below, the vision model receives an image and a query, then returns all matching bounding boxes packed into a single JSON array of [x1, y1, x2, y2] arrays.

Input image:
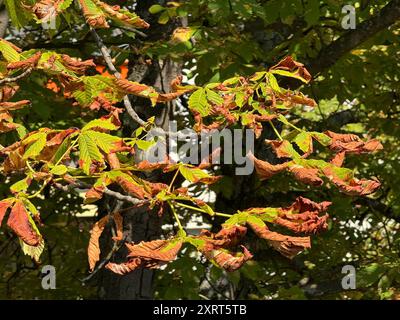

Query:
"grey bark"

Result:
[[98, 0, 183, 300]]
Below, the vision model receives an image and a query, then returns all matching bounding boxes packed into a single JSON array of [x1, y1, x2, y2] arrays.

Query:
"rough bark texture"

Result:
[[99, 0, 183, 300]]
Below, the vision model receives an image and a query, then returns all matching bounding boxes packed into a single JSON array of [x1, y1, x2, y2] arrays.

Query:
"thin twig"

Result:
[[81, 236, 126, 283], [89, 27, 147, 127], [53, 181, 147, 206], [0, 68, 33, 84]]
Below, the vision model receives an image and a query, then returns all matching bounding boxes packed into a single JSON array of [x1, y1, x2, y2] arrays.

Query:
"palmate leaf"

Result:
[[7, 200, 42, 246], [86, 131, 120, 153], [106, 238, 182, 275], [88, 215, 109, 271], [4, 0, 31, 29], [178, 165, 220, 185], [29, 0, 74, 22], [72, 75, 125, 108], [82, 116, 120, 132], [0, 198, 15, 227], [78, 0, 149, 29], [20, 238, 45, 263], [22, 132, 47, 160], [188, 88, 210, 116], [0, 38, 21, 62], [78, 132, 103, 175], [293, 131, 313, 154]]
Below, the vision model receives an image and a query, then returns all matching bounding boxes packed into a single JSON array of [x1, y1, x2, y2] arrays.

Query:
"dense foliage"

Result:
[[0, 0, 399, 300]]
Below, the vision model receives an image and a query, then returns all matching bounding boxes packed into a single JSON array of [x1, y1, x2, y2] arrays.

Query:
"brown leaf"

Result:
[[115, 176, 148, 199], [325, 131, 383, 154], [116, 77, 194, 103], [88, 215, 109, 272], [330, 151, 346, 167], [2, 148, 26, 174], [0, 199, 14, 227], [322, 166, 381, 196], [126, 239, 182, 262], [105, 258, 142, 275], [275, 213, 329, 235], [248, 152, 289, 180], [273, 197, 331, 234], [96, 1, 150, 29], [331, 176, 381, 196], [113, 212, 123, 242], [199, 225, 247, 248], [0, 100, 31, 112], [107, 239, 182, 275], [247, 220, 310, 259], [29, 0, 64, 20], [135, 159, 170, 171], [270, 56, 312, 83], [46, 128, 77, 146], [106, 153, 120, 169], [199, 147, 222, 169], [85, 186, 105, 203], [201, 245, 253, 272], [7, 200, 41, 246], [284, 196, 331, 214], [60, 55, 95, 74], [265, 139, 295, 158], [78, 0, 109, 28], [0, 84, 19, 102], [289, 166, 324, 186], [7, 52, 42, 70]]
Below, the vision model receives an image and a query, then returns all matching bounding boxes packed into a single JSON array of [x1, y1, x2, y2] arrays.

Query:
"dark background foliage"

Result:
[[0, 0, 399, 300]]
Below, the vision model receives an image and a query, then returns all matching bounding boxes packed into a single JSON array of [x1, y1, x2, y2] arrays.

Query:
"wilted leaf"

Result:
[[7, 200, 41, 246], [88, 215, 109, 271]]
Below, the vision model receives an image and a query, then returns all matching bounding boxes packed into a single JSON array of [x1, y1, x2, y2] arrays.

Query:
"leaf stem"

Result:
[[168, 169, 180, 191], [26, 161, 35, 174], [27, 178, 51, 199], [168, 201, 183, 230], [54, 138, 78, 166], [283, 120, 302, 132], [174, 202, 233, 218], [268, 120, 283, 141]]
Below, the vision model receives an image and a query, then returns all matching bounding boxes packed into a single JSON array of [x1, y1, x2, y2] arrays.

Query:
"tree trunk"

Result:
[[99, 0, 183, 300]]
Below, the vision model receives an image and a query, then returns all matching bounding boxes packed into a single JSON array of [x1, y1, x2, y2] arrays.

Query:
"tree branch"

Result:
[[89, 27, 147, 127], [0, 68, 33, 84], [308, 0, 400, 75], [53, 181, 147, 206]]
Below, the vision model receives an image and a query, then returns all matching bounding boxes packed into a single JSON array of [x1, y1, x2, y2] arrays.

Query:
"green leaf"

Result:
[[10, 177, 31, 193], [4, 0, 30, 29], [188, 88, 210, 117], [19, 238, 45, 262], [206, 88, 224, 105], [310, 132, 332, 146], [50, 164, 68, 176], [179, 166, 211, 183], [149, 4, 165, 14], [52, 137, 72, 164], [267, 72, 281, 93], [293, 131, 312, 153], [59, 0, 74, 10], [158, 11, 170, 24], [85, 130, 120, 153], [82, 118, 119, 132], [0, 38, 21, 62], [23, 133, 47, 159], [78, 133, 103, 175], [22, 198, 40, 220], [270, 69, 309, 83], [357, 263, 387, 288]]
